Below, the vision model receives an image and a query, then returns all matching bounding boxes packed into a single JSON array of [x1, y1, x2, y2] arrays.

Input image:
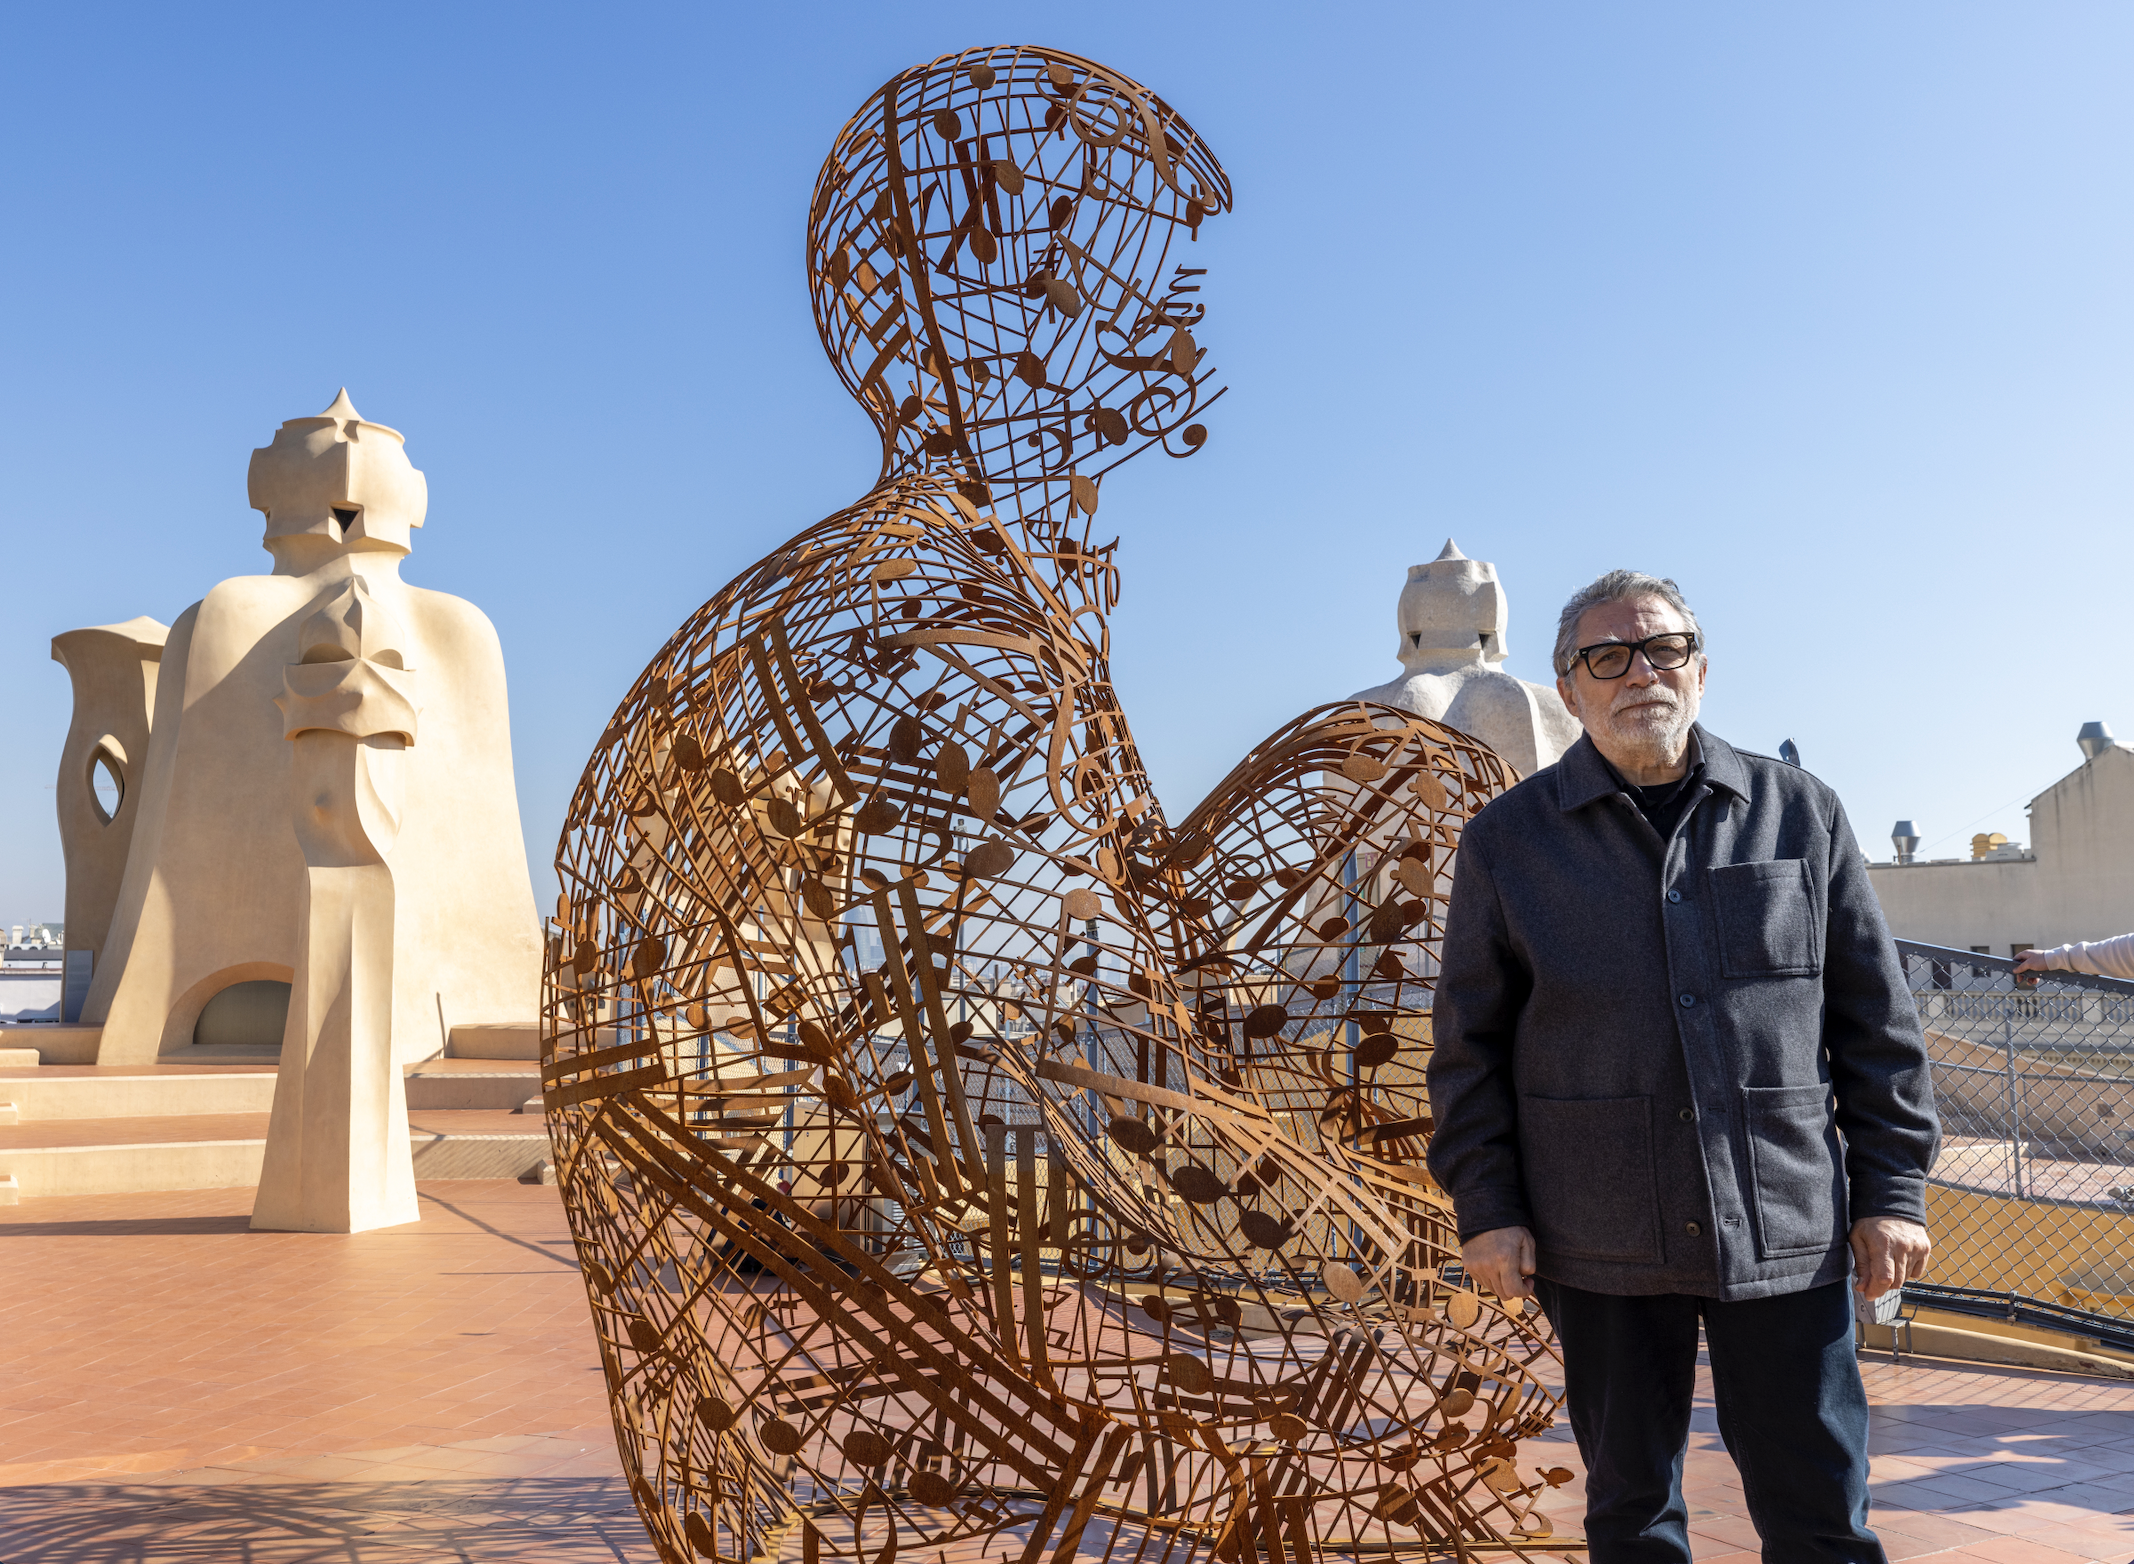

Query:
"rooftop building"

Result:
[[1869, 722, 2134, 955]]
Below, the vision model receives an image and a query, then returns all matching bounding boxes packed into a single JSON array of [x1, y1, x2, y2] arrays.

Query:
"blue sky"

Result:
[[5, 3, 2131, 927]]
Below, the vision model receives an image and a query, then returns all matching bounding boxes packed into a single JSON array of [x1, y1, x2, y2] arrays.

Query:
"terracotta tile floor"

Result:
[[5, 1182, 2134, 1563]]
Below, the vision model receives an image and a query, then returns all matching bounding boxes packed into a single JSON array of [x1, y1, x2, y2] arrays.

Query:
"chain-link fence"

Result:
[[1900, 939, 2134, 1346]]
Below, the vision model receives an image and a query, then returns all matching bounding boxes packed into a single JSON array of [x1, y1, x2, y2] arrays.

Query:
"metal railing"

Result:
[[1897, 939, 2134, 1335]]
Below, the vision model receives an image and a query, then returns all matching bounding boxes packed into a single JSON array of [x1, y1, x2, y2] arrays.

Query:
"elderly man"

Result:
[[1425, 570, 1938, 1564]]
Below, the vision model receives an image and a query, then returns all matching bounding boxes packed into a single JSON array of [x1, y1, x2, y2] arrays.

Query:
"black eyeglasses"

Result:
[[1572, 632, 1699, 680]]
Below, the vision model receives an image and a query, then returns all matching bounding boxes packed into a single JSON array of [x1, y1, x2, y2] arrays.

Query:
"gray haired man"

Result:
[[1425, 570, 1938, 1564]]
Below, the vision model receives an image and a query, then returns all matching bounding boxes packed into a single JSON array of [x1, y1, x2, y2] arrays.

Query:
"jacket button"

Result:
[[1678, 1108, 1696, 1122], [1666, 889, 1683, 904], [1685, 1221, 1702, 1236], [1678, 993, 1696, 1008]]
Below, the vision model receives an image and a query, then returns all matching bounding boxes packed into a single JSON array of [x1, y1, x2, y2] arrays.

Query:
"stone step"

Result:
[[449, 1023, 540, 1061], [0, 1060, 541, 1119], [405, 1109, 552, 1180], [403, 1058, 541, 1111], [0, 1022, 544, 1070], [0, 1025, 103, 1065], [0, 1108, 551, 1198], [0, 1064, 280, 1120], [0, 1112, 271, 1197]]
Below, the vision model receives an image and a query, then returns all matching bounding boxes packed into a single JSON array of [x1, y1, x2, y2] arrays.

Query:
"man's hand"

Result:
[[1461, 1226, 1536, 1301], [2013, 949, 2050, 975], [1850, 1216, 1931, 1299]]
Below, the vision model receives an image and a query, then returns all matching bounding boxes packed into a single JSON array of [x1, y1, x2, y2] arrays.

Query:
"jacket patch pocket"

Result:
[[1743, 1082, 1846, 1259], [1518, 1095, 1661, 1264], [1709, 858, 1821, 977]]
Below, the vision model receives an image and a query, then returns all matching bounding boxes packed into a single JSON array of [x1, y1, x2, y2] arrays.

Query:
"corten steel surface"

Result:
[[543, 44, 1573, 1564]]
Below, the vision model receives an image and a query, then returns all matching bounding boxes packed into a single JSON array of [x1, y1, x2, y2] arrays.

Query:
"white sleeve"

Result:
[[2045, 932, 2134, 980]]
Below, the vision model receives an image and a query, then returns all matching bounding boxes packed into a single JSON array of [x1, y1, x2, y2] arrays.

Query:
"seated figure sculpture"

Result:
[[1351, 540, 1580, 778], [545, 46, 1570, 1564]]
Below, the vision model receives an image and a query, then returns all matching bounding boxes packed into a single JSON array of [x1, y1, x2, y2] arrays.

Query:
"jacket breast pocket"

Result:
[[1744, 1082, 1846, 1258], [1709, 859, 1821, 977], [1517, 1095, 1661, 1264]]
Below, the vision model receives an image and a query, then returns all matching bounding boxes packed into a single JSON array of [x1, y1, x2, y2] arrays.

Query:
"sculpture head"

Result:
[[806, 46, 1231, 521], [247, 390, 428, 571], [1395, 539, 1510, 673]]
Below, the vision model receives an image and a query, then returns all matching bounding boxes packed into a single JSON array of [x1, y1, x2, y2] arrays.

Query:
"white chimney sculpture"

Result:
[[46, 391, 544, 1233], [1351, 540, 1581, 778]]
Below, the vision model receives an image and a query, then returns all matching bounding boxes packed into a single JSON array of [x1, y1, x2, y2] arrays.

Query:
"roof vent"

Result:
[[2078, 721, 2115, 761], [1891, 820, 1921, 865]]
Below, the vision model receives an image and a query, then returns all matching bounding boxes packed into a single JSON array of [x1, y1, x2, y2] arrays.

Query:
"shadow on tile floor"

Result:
[[0, 1476, 662, 1563], [0, 1214, 258, 1238]]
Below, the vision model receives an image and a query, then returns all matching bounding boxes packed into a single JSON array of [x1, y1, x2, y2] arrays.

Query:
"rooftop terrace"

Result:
[[4, 1182, 2134, 1563]]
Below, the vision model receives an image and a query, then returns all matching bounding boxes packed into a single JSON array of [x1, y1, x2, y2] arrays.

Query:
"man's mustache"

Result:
[[1609, 687, 1682, 718]]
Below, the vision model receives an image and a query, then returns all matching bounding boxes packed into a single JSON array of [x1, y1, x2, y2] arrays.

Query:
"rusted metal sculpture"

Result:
[[544, 44, 1574, 1564]]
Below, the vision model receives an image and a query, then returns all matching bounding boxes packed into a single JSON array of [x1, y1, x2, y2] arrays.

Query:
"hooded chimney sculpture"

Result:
[[47, 391, 542, 1230], [1350, 539, 1580, 776]]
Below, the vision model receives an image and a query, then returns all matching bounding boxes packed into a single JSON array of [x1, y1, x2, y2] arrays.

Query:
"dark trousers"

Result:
[[1533, 1277, 1883, 1564]]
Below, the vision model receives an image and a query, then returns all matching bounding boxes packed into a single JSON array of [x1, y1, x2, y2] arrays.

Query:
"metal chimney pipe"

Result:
[[2078, 721, 2114, 762], [1891, 820, 1921, 865]]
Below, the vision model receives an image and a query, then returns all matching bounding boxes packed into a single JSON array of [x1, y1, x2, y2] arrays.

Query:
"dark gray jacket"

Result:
[[1424, 727, 1939, 1299]]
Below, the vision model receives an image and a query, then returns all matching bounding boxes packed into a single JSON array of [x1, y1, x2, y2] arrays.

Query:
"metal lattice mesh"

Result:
[[537, 41, 1576, 1564], [1900, 941, 2134, 1324]]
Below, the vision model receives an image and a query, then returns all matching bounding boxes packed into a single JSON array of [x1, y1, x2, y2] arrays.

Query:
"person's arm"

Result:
[[1424, 822, 1535, 1246], [1821, 799, 1941, 1224], [2016, 932, 2134, 980]]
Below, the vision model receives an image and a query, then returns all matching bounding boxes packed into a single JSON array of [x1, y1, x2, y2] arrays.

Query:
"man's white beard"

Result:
[[1604, 688, 1699, 761]]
